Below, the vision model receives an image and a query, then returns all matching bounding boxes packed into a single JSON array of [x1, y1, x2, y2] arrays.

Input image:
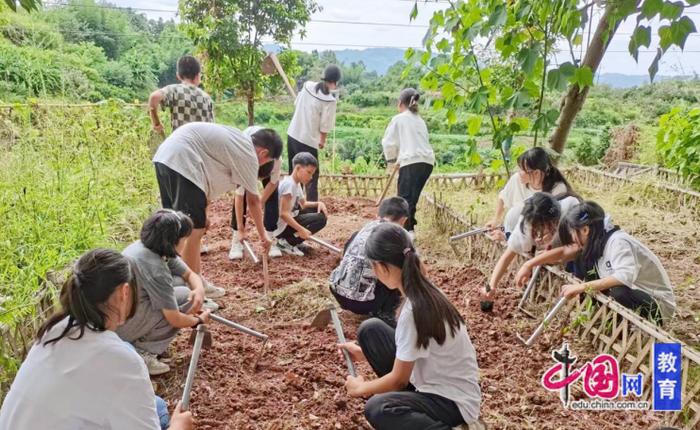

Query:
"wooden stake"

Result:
[[376, 163, 399, 206]]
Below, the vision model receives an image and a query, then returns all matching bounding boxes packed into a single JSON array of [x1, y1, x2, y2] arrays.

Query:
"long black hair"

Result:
[[558, 201, 610, 269], [37, 249, 137, 346], [517, 147, 573, 194], [365, 223, 464, 349], [140, 209, 193, 258]]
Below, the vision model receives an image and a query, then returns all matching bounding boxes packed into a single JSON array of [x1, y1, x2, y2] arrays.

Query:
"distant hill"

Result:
[[596, 73, 697, 88], [333, 48, 406, 75]]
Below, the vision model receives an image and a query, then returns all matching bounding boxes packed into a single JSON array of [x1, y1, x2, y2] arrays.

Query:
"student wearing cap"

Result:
[[229, 126, 284, 259], [152, 122, 283, 295], [286, 64, 341, 201]]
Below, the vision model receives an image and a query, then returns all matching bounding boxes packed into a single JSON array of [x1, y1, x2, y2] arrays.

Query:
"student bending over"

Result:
[[117, 210, 212, 375], [516, 201, 676, 325], [0, 249, 192, 430], [482, 192, 580, 302], [329, 197, 410, 326], [273, 152, 328, 256], [339, 223, 482, 430], [486, 147, 574, 240]]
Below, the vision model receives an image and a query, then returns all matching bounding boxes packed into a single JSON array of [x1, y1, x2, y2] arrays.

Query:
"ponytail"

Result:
[[366, 224, 464, 349], [399, 88, 420, 114], [314, 81, 330, 96], [37, 249, 136, 346]]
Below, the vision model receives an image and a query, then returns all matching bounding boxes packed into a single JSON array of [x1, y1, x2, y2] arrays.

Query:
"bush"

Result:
[[657, 107, 700, 188]]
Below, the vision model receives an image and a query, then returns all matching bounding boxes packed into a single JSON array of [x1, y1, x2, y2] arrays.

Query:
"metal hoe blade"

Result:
[[516, 297, 568, 347], [242, 240, 260, 264]]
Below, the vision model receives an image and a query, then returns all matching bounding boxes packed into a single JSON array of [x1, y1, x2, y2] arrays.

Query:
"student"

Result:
[[515, 201, 676, 325], [339, 223, 481, 430], [274, 152, 328, 256], [149, 55, 214, 134], [329, 197, 409, 326], [382, 88, 435, 239], [0, 249, 193, 430], [481, 192, 580, 302], [153, 122, 282, 295], [229, 126, 283, 260], [286, 64, 341, 201], [117, 210, 213, 376], [486, 147, 574, 240]]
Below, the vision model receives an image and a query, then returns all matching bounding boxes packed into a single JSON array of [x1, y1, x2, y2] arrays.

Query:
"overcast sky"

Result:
[[117, 0, 700, 76]]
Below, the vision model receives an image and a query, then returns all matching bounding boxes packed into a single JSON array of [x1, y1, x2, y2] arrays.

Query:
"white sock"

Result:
[[232, 230, 240, 244]]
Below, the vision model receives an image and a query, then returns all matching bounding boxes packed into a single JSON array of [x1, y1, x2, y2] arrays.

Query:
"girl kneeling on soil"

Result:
[[382, 88, 435, 240], [515, 201, 676, 325], [0, 249, 193, 430], [117, 210, 212, 376], [339, 223, 482, 430], [486, 147, 574, 239], [481, 192, 580, 303]]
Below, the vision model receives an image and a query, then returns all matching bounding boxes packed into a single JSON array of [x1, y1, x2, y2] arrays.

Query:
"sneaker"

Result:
[[203, 279, 226, 299], [268, 243, 283, 258], [277, 238, 305, 256], [139, 351, 170, 376], [202, 298, 219, 312], [228, 240, 244, 260]]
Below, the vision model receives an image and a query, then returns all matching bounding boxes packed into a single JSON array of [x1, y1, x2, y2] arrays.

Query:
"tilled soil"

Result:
[[157, 196, 661, 430]]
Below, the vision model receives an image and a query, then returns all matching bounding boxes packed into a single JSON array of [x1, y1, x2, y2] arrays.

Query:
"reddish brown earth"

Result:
[[156, 196, 662, 430]]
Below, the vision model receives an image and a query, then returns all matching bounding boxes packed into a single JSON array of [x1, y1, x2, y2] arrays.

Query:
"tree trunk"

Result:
[[247, 93, 254, 126], [548, 4, 627, 153]]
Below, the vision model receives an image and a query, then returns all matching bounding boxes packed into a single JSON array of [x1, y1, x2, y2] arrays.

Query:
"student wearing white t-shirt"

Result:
[[287, 65, 340, 201], [229, 126, 284, 259], [153, 123, 282, 297], [0, 249, 193, 430], [382, 88, 435, 238], [486, 147, 573, 240], [339, 223, 482, 429], [516, 201, 676, 325], [482, 193, 581, 307], [274, 152, 329, 256]]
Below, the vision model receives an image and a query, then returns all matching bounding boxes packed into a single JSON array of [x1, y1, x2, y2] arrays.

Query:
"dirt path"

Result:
[[155, 196, 661, 429]]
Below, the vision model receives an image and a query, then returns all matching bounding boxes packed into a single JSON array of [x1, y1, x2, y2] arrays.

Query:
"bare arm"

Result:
[[346, 359, 413, 397], [561, 276, 621, 299], [181, 269, 205, 314], [515, 244, 581, 288], [246, 192, 272, 249], [280, 194, 311, 239], [148, 89, 165, 134], [162, 308, 210, 329], [488, 248, 518, 292], [319, 132, 328, 149]]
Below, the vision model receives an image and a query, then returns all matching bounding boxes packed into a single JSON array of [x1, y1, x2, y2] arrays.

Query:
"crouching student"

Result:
[[339, 223, 482, 430], [481, 192, 580, 302], [0, 249, 193, 430], [516, 201, 676, 325], [273, 152, 328, 256], [117, 210, 212, 376], [329, 197, 409, 326]]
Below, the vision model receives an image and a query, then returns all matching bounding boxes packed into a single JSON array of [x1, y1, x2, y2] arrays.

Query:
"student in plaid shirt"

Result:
[[149, 55, 214, 134]]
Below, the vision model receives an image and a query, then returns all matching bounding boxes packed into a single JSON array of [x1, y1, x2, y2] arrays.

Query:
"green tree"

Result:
[[180, 0, 319, 125], [3, 0, 41, 13], [411, 0, 699, 158]]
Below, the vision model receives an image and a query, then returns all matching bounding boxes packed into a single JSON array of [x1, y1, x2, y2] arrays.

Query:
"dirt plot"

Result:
[[156, 196, 662, 429]]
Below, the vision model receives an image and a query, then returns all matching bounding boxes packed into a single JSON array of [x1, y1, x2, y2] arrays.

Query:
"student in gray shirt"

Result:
[[152, 123, 283, 293], [117, 210, 212, 376]]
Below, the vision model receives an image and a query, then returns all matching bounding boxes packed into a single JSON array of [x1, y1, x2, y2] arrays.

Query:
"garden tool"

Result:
[[517, 265, 542, 319], [449, 226, 504, 242], [262, 252, 270, 296], [516, 296, 568, 347], [209, 313, 269, 369], [309, 236, 342, 254], [480, 283, 493, 313], [242, 240, 260, 264], [181, 324, 212, 411], [311, 304, 356, 377], [376, 163, 399, 206]]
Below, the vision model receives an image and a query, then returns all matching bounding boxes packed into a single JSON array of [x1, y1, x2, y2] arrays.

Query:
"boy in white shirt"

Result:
[[274, 152, 329, 256]]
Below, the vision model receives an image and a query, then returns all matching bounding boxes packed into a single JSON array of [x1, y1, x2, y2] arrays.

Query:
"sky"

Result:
[[115, 0, 700, 76]]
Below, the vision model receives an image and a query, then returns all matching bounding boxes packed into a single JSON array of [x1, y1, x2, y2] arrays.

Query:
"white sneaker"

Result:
[[202, 298, 219, 312], [268, 243, 283, 258], [277, 238, 304, 256], [228, 240, 244, 260], [139, 351, 170, 376], [203, 279, 226, 298]]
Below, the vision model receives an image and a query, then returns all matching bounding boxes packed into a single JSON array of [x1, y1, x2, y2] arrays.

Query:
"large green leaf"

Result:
[[670, 16, 696, 50], [648, 47, 663, 81], [640, 0, 663, 19], [517, 46, 539, 75], [660, 1, 684, 20], [628, 25, 651, 62], [467, 116, 482, 136], [571, 66, 594, 87], [487, 4, 507, 28]]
